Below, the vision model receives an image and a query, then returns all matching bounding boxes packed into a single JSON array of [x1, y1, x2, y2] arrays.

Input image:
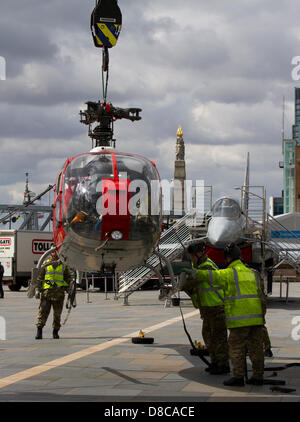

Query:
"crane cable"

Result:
[[101, 48, 109, 102]]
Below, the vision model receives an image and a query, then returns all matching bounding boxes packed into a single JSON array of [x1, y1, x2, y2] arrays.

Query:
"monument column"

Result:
[[172, 125, 186, 216]]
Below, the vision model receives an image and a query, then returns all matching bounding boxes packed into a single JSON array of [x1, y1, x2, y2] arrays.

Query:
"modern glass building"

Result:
[[283, 88, 300, 214], [292, 88, 300, 141], [269, 196, 284, 216], [283, 138, 296, 213]]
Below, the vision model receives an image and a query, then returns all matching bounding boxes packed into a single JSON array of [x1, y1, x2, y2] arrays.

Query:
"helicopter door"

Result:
[[99, 178, 130, 241]]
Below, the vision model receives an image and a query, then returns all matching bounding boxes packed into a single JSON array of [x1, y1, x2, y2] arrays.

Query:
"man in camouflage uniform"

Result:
[[185, 242, 229, 375], [182, 243, 264, 386], [35, 250, 71, 340]]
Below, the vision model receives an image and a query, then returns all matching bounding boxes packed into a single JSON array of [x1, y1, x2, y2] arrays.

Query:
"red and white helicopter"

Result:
[[55, 0, 163, 274], [29, 0, 163, 296]]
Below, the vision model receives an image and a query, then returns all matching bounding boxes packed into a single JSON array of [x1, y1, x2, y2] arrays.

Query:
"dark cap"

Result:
[[223, 242, 241, 261], [187, 241, 206, 255]]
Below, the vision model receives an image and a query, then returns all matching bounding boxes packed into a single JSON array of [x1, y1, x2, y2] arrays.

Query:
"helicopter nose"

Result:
[[207, 218, 242, 247]]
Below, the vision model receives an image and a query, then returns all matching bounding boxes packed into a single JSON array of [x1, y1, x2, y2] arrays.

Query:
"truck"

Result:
[[0, 230, 53, 291]]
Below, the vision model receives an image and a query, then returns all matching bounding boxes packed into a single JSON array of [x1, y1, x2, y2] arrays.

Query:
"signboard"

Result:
[[271, 230, 300, 239], [1, 257, 12, 277], [0, 236, 14, 257], [32, 239, 54, 254]]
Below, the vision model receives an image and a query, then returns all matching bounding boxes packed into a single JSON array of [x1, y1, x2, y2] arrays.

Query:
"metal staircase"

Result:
[[117, 185, 213, 300], [265, 213, 300, 272], [242, 187, 300, 272], [117, 212, 193, 299]]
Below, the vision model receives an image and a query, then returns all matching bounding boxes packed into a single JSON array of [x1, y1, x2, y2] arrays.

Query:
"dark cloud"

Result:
[[0, 0, 298, 208]]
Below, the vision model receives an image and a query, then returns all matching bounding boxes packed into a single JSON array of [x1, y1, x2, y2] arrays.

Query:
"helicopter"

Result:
[[51, 0, 163, 274]]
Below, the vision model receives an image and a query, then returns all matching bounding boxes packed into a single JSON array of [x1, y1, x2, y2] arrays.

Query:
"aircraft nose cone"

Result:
[[207, 217, 242, 247]]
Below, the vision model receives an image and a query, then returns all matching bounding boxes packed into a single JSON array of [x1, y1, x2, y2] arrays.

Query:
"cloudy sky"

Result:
[[0, 0, 299, 218]]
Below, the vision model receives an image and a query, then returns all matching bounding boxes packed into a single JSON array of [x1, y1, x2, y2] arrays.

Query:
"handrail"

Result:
[[267, 213, 300, 241], [118, 212, 193, 296]]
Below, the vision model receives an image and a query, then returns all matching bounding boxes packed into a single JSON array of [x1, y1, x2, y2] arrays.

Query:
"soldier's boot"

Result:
[[53, 329, 60, 339], [205, 363, 218, 373], [223, 377, 245, 387], [35, 327, 43, 340], [202, 348, 210, 357], [246, 377, 264, 386], [209, 364, 231, 375]]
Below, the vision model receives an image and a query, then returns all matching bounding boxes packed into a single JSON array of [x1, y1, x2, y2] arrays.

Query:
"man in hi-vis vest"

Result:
[[181, 243, 264, 387], [185, 242, 229, 375], [35, 250, 71, 340]]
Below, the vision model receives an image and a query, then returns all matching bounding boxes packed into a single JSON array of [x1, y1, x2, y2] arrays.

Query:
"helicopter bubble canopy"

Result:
[[54, 150, 162, 271]]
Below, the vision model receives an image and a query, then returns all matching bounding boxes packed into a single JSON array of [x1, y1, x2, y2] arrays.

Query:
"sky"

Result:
[[0, 0, 299, 217]]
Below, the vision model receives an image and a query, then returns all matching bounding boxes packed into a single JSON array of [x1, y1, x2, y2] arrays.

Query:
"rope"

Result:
[[102, 67, 109, 102], [157, 245, 167, 288], [95, 236, 109, 252], [264, 363, 300, 371], [62, 279, 77, 326], [178, 291, 211, 368]]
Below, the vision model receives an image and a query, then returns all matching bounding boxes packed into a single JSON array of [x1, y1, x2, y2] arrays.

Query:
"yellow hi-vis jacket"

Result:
[[42, 259, 68, 290], [192, 259, 263, 328], [190, 258, 224, 308]]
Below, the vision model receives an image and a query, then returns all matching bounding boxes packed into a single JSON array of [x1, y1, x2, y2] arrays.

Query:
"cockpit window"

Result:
[[61, 153, 114, 239], [114, 154, 158, 183], [212, 198, 241, 218], [114, 154, 161, 240], [66, 154, 114, 180], [61, 152, 161, 243]]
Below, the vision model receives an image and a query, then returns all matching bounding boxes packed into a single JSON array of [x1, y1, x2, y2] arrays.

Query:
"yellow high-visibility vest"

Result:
[[195, 260, 263, 328], [42, 260, 68, 290], [190, 258, 224, 308]]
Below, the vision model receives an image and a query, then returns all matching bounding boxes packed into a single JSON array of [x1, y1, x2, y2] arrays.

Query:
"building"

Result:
[[282, 88, 300, 213], [269, 195, 284, 216], [172, 125, 186, 216], [283, 138, 296, 213]]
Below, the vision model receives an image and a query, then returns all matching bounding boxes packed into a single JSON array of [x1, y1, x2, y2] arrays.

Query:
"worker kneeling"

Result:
[[35, 250, 71, 340], [180, 243, 264, 387], [185, 242, 229, 375]]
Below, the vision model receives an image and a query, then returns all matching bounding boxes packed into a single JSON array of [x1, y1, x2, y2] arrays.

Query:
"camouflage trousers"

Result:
[[262, 325, 271, 350], [228, 325, 264, 379], [262, 301, 271, 350], [200, 306, 229, 366], [36, 288, 65, 330]]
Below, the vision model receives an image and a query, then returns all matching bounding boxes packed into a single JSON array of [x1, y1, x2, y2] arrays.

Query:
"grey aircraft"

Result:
[[206, 197, 246, 248]]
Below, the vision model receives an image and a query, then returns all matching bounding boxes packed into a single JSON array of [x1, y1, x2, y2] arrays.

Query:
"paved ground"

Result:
[[0, 283, 299, 402]]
